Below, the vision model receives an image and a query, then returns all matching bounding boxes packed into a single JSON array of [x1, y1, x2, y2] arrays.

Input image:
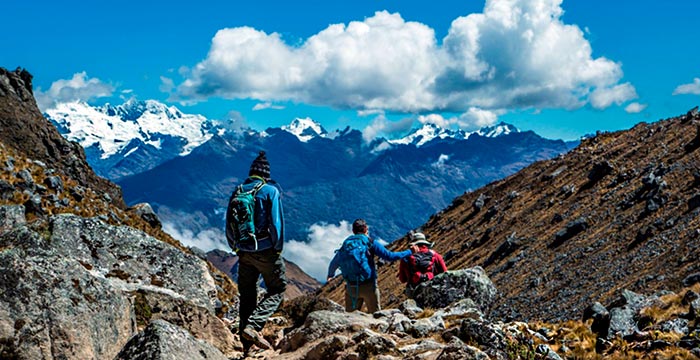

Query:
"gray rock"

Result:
[[435, 298, 482, 320], [280, 310, 389, 353], [15, 169, 33, 185], [128, 202, 162, 229], [44, 175, 64, 192], [4, 157, 14, 171], [458, 318, 507, 358], [399, 339, 444, 355], [473, 194, 490, 212], [356, 331, 396, 358], [133, 290, 237, 355], [408, 314, 445, 338], [189, 246, 207, 260], [0, 179, 14, 200], [374, 309, 401, 319], [437, 343, 489, 360], [683, 273, 700, 287], [0, 213, 224, 359], [115, 320, 227, 360], [588, 161, 614, 183], [412, 267, 497, 314], [400, 299, 423, 319], [387, 312, 413, 334], [657, 318, 689, 335], [0, 205, 25, 233], [536, 344, 563, 360], [607, 306, 637, 339], [69, 186, 85, 202], [550, 217, 588, 248], [305, 335, 352, 360]]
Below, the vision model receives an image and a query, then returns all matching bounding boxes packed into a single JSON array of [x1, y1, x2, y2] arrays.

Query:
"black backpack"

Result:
[[410, 251, 435, 284]]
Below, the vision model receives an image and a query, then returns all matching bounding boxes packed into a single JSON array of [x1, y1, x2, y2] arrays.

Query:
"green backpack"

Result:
[[226, 181, 264, 251]]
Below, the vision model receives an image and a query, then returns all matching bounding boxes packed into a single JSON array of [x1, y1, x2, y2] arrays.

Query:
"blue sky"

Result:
[[2, 0, 700, 140]]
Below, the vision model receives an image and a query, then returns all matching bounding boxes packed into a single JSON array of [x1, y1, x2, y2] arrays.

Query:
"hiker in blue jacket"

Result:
[[226, 151, 286, 352], [327, 219, 417, 313]]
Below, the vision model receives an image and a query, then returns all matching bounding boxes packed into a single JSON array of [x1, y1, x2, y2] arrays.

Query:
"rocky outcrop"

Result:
[[269, 290, 545, 360], [128, 202, 162, 229], [115, 320, 227, 360], [411, 267, 498, 313], [0, 67, 123, 207], [0, 207, 236, 359]]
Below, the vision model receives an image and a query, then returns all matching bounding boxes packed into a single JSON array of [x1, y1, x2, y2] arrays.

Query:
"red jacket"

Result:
[[399, 247, 447, 285]]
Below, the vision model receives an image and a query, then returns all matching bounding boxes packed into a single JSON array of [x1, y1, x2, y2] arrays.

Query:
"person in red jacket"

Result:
[[399, 232, 448, 298]]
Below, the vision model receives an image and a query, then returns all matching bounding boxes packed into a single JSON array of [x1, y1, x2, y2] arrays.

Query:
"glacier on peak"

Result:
[[45, 99, 216, 159], [388, 121, 520, 147], [281, 117, 329, 142]]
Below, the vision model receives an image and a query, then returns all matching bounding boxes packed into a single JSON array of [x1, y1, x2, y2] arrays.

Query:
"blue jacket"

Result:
[[327, 234, 411, 282], [227, 176, 285, 253]]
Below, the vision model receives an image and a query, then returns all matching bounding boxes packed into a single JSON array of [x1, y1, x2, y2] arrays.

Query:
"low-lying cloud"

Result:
[[284, 221, 353, 282], [176, 0, 635, 114], [162, 221, 230, 252], [35, 72, 114, 111]]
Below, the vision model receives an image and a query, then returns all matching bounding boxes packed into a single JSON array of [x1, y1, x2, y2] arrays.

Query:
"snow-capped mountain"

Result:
[[388, 123, 468, 147], [45, 99, 219, 179], [388, 122, 519, 147], [46, 99, 215, 159], [280, 117, 329, 142], [472, 122, 520, 138]]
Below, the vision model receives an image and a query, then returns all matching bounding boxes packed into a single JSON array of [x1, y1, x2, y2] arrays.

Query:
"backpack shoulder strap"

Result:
[[251, 181, 265, 194]]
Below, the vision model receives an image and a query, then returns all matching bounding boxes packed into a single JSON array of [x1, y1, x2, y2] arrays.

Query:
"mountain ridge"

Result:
[[319, 107, 700, 323]]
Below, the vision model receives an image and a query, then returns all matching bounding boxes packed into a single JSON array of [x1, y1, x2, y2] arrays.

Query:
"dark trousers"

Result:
[[238, 249, 287, 347]]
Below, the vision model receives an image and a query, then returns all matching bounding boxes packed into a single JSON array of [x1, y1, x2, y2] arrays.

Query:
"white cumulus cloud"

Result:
[[589, 83, 638, 109], [284, 221, 353, 282], [362, 114, 414, 142], [625, 102, 647, 114], [176, 0, 634, 113], [673, 78, 700, 95], [35, 72, 114, 111]]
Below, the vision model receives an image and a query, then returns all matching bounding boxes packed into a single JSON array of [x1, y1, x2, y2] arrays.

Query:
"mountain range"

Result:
[[46, 99, 577, 251], [5, 67, 700, 359]]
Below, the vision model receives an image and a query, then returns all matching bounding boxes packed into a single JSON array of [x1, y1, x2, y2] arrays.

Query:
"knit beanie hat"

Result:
[[249, 151, 271, 179]]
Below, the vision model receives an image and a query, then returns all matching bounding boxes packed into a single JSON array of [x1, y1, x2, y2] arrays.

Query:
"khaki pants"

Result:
[[238, 248, 287, 350], [345, 281, 381, 313]]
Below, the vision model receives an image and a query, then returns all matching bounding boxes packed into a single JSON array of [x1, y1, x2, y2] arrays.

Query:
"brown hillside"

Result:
[[323, 108, 700, 323], [207, 249, 321, 299], [0, 67, 124, 207], [0, 67, 237, 315]]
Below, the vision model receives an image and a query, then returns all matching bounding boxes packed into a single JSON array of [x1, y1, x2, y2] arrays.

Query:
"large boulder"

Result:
[[115, 320, 228, 360], [0, 213, 232, 359], [412, 267, 497, 314]]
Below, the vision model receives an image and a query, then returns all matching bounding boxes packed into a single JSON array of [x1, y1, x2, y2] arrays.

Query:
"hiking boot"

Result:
[[241, 326, 271, 350]]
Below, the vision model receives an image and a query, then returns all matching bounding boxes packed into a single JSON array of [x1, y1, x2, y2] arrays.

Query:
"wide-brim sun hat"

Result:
[[410, 232, 433, 247]]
